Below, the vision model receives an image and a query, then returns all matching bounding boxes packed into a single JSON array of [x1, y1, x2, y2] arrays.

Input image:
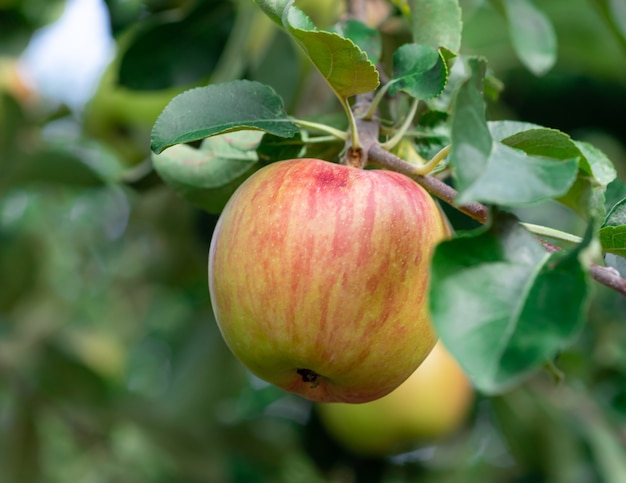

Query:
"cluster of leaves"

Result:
[[150, 0, 626, 395]]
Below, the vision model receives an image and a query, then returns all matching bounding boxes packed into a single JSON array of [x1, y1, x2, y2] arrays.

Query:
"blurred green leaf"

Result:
[[152, 131, 263, 213], [496, 0, 557, 76], [430, 211, 591, 393], [117, 0, 235, 90], [388, 44, 448, 99], [600, 198, 626, 256], [0, 228, 38, 312], [4, 149, 106, 188], [450, 59, 579, 206], [579, 404, 626, 483], [0, 92, 25, 158], [150, 80, 300, 154], [591, 0, 626, 52], [0, 389, 41, 483], [38, 342, 113, 407], [408, 0, 462, 53]]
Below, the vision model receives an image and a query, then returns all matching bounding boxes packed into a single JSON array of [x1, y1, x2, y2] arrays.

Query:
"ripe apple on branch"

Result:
[[150, 0, 626, 402]]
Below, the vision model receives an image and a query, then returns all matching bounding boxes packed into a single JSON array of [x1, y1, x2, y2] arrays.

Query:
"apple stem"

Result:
[[341, 96, 364, 166]]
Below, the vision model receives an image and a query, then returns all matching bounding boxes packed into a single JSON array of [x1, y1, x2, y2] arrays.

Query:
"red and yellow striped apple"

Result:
[[208, 158, 448, 403], [317, 342, 474, 455]]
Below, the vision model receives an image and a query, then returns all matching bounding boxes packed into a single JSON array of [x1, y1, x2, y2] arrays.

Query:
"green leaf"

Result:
[[496, 127, 596, 217], [332, 20, 382, 66], [497, 128, 582, 161], [254, 0, 288, 25], [0, 228, 38, 311], [556, 176, 607, 221], [498, 0, 557, 76], [150, 80, 299, 154], [450, 59, 579, 206], [489, 121, 617, 219], [255, 0, 379, 99], [117, 0, 235, 90], [408, 0, 462, 53], [606, 178, 626, 210], [38, 342, 112, 407], [579, 406, 626, 483], [0, 391, 41, 483], [388, 44, 448, 99], [256, 132, 304, 165], [600, 198, 626, 257], [488, 120, 543, 141], [4, 150, 106, 188], [0, 92, 26, 157], [152, 131, 263, 213], [574, 140, 617, 187], [430, 212, 591, 394]]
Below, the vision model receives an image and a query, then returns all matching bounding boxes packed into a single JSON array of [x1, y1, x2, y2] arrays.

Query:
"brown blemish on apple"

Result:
[[297, 368, 320, 388]]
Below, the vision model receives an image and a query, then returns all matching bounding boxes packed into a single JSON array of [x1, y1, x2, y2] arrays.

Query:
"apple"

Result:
[[317, 342, 474, 455], [208, 158, 448, 403]]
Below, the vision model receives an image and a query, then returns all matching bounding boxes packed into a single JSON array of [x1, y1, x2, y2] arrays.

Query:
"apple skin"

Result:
[[208, 158, 448, 403], [317, 342, 474, 455]]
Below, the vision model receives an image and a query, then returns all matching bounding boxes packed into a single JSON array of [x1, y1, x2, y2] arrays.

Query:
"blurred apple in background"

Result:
[[316, 342, 474, 456], [0, 58, 36, 105]]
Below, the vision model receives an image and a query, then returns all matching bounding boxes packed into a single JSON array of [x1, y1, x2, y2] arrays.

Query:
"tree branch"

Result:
[[368, 144, 489, 223], [353, 100, 626, 298]]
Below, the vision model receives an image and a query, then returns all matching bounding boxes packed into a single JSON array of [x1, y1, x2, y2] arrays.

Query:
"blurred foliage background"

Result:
[[1, 0, 625, 482]]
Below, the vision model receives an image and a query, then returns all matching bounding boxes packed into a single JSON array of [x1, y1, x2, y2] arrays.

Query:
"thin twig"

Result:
[[369, 144, 489, 223]]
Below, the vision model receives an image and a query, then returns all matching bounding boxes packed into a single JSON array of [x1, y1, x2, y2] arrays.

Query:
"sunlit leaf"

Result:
[[151, 80, 299, 154], [430, 212, 592, 394], [255, 0, 379, 98]]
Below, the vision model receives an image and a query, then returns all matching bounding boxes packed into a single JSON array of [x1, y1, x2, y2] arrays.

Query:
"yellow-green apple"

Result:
[[208, 158, 448, 403], [317, 342, 474, 455]]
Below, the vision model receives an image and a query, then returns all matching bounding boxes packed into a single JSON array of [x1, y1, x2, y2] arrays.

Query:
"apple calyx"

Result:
[[297, 368, 320, 388]]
